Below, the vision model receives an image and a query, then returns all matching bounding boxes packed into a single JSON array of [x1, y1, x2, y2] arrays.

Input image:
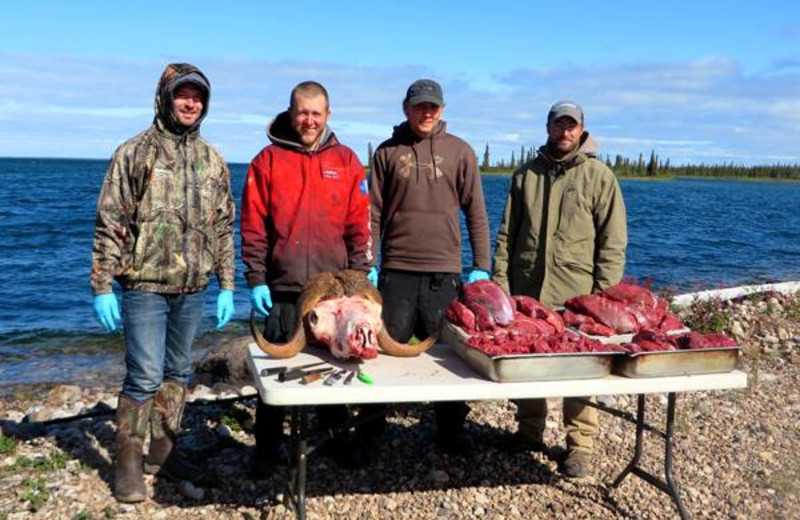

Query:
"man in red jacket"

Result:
[[241, 81, 372, 474]]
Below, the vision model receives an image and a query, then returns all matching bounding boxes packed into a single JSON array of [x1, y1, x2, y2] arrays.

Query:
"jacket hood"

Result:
[[154, 63, 211, 136], [390, 120, 447, 143], [538, 131, 598, 168], [266, 110, 335, 151]]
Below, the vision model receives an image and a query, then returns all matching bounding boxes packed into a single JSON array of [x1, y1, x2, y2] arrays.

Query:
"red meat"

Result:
[[509, 313, 556, 336], [513, 295, 565, 335], [565, 294, 639, 333], [462, 280, 515, 326], [676, 332, 737, 350], [445, 300, 476, 332], [601, 284, 658, 309]]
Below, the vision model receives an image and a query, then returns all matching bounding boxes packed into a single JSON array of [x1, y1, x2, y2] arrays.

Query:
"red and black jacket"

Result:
[[241, 111, 371, 293]]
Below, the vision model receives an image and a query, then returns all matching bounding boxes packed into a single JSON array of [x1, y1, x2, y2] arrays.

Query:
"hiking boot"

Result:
[[114, 395, 152, 503], [144, 381, 208, 484], [562, 449, 592, 478]]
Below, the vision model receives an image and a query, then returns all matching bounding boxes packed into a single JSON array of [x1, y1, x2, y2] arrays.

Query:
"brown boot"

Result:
[[144, 380, 206, 483], [114, 394, 152, 503]]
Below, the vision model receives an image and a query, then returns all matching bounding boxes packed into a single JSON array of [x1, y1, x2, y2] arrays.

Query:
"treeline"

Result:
[[474, 144, 800, 180]]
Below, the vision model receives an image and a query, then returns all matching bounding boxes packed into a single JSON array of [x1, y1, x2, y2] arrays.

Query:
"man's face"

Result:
[[172, 84, 204, 127], [290, 94, 330, 148], [546, 116, 584, 155], [404, 102, 444, 138]]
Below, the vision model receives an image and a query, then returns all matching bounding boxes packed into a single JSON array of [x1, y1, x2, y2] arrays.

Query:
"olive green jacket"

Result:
[[492, 133, 627, 307], [90, 64, 235, 295]]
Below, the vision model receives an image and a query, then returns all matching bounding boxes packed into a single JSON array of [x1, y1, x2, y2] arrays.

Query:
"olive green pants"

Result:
[[515, 396, 598, 452]]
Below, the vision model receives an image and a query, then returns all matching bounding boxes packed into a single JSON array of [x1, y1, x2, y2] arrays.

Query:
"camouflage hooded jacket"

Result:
[[90, 63, 235, 295]]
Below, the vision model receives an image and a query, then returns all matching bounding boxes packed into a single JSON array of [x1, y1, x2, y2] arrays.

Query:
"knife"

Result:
[[281, 366, 333, 382], [261, 361, 326, 378]]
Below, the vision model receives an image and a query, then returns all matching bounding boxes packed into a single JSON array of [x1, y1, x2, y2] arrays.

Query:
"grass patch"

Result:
[[6, 450, 68, 474], [21, 476, 49, 511], [103, 506, 117, 518], [0, 434, 18, 455], [682, 297, 731, 333], [220, 407, 251, 432]]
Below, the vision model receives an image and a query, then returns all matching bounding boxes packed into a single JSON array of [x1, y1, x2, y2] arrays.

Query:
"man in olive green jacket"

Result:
[[492, 100, 627, 477]]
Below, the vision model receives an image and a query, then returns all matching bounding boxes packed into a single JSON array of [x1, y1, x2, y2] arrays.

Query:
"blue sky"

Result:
[[1, 1, 799, 165]]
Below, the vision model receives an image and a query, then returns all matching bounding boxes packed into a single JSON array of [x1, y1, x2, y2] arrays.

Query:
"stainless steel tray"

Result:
[[571, 326, 690, 344], [613, 347, 741, 378], [441, 322, 616, 382]]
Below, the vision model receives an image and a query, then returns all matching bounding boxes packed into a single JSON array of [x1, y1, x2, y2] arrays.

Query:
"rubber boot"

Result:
[[114, 394, 152, 503], [144, 380, 206, 482]]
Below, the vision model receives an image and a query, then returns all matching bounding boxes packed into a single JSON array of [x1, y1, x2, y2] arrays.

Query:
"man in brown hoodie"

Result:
[[368, 79, 491, 457]]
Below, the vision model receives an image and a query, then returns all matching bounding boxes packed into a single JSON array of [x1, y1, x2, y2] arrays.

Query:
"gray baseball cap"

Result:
[[405, 79, 444, 106], [547, 100, 583, 125]]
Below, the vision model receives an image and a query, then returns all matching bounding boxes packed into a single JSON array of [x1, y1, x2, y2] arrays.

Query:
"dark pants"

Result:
[[254, 292, 351, 460], [374, 269, 470, 435]]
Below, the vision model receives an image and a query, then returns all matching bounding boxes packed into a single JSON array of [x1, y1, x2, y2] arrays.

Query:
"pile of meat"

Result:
[[563, 283, 685, 336], [445, 280, 621, 356], [624, 329, 738, 353]]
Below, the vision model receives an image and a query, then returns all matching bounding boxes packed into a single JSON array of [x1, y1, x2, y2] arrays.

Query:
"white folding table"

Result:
[[248, 343, 747, 520]]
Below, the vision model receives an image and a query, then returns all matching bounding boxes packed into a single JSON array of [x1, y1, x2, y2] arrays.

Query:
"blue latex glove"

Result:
[[467, 269, 491, 283], [216, 289, 235, 329], [93, 293, 121, 332], [250, 285, 273, 316], [367, 266, 379, 286]]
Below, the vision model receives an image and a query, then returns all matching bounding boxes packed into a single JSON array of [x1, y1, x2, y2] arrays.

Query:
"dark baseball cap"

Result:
[[547, 100, 583, 125], [172, 71, 210, 100], [405, 79, 444, 106]]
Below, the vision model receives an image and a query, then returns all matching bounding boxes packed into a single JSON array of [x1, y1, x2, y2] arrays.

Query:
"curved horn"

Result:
[[249, 309, 307, 359], [376, 327, 437, 357]]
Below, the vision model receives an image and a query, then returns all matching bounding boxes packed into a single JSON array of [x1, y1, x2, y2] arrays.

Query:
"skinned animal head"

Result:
[[250, 270, 438, 359]]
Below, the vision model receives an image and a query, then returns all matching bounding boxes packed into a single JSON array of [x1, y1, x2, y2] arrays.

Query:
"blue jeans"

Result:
[[121, 289, 206, 402]]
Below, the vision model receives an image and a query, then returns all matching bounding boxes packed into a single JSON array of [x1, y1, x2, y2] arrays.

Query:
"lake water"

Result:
[[0, 158, 798, 392]]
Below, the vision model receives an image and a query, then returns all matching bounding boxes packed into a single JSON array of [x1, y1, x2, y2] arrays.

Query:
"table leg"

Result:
[[609, 393, 689, 520], [286, 407, 309, 520], [664, 393, 689, 520], [612, 394, 645, 488]]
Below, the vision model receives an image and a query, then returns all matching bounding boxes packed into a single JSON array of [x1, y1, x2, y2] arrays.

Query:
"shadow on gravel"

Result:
[[1, 401, 631, 517]]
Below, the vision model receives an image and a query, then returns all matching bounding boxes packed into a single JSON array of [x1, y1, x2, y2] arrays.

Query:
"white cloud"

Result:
[[0, 52, 799, 165]]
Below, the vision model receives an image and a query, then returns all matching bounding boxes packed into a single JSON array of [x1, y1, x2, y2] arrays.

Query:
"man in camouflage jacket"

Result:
[[90, 63, 235, 502]]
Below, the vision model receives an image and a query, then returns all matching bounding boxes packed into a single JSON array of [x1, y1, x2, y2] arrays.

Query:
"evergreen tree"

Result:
[[646, 149, 658, 176], [482, 143, 490, 170], [367, 142, 374, 171]]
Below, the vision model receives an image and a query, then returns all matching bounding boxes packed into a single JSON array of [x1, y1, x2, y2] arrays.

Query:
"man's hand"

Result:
[[367, 266, 379, 286], [250, 285, 273, 316], [216, 289, 235, 329], [93, 293, 121, 332], [466, 269, 490, 283]]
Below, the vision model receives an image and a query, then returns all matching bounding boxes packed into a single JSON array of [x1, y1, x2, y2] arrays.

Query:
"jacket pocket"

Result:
[[554, 235, 594, 275]]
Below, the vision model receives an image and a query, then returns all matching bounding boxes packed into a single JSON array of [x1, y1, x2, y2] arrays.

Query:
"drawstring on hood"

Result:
[[154, 63, 211, 136]]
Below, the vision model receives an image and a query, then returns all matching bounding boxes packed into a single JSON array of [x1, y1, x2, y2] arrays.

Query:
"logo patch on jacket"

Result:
[[322, 169, 340, 180], [359, 179, 368, 194]]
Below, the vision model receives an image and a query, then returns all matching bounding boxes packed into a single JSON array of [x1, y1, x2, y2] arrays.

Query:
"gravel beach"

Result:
[[1, 292, 798, 519]]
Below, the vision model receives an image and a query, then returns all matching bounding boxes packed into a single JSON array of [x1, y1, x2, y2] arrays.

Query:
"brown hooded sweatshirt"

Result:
[[370, 120, 491, 274]]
